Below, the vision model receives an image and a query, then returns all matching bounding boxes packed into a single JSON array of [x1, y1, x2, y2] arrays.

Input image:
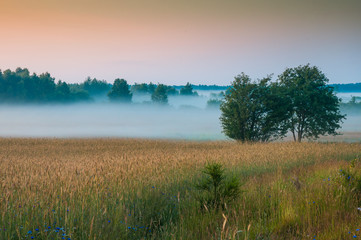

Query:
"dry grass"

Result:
[[0, 138, 360, 239]]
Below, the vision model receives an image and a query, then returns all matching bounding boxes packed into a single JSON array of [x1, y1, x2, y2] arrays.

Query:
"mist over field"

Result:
[[0, 103, 225, 140], [0, 91, 360, 140]]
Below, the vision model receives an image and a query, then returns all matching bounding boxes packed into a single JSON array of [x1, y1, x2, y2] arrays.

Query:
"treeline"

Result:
[[0, 68, 114, 103], [0, 68, 199, 104], [330, 83, 361, 92], [173, 84, 228, 91], [107, 80, 199, 105], [0, 68, 91, 103]]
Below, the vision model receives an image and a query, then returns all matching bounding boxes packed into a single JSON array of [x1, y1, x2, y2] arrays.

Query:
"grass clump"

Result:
[[338, 156, 361, 203]]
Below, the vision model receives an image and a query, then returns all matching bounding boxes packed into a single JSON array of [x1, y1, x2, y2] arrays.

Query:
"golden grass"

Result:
[[0, 138, 360, 239]]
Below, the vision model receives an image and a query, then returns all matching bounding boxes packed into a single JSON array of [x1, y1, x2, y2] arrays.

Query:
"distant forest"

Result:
[[329, 83, 361, 92], [0, 67, 360, 104]]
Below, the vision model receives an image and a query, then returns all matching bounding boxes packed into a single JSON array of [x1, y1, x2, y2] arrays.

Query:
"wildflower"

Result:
[[28, 230, 32, 234], [35, 228, 39, 231], [357, 229, 360, 231]]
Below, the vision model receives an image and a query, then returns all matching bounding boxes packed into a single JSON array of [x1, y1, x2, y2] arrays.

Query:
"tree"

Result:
[[108, 78, 132, 103], [220, 73, 288, 142], [278, 64, 345, 142], [148, 82, 156, 94], [55, 80, 71, 102], [207, 99, 222, 109], [131, 83, 149, 94], [82, 77, 111, 96], [151, 84, 168, 104], [165, 86, 179, 95], [180, 82, 198, 96]]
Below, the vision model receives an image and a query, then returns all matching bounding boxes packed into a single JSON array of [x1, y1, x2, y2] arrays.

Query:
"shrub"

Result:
[[196, 163, 241, 210]]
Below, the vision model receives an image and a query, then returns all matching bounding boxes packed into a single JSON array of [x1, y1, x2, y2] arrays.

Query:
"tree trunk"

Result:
[[291, 129, 296, 142]]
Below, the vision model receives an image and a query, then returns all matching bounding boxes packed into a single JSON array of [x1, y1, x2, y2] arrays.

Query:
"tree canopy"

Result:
[[180, 82, 198, 96], [151, 84, 168, 104], [220, 65, 345, 142], [220, 73, 288, 142], [278, 64, 345, 142], [107, 78, 132, 103]]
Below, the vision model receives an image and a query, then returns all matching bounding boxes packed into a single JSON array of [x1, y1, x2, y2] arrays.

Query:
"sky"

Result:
[[0, 0, 360, 85]]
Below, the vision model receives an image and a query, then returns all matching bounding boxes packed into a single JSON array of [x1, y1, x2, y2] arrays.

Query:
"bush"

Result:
[[196, 163, 241, 210]]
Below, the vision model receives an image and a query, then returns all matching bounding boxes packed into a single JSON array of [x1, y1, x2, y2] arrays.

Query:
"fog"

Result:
[[0, 103, 225, 140], [0, 91, 360, 141]]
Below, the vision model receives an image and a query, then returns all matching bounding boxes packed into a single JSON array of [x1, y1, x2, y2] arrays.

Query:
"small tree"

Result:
[[278, 64, 345, 142], [220, 73, 288, 142], [180, 82, 198, 96], [196, 163, 241, 210], [151, 84, 168, 104], [108, 78, 132, 103]]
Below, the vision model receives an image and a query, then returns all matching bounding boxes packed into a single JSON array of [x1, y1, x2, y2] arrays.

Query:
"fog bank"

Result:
[[0, 90, 360, 141], [0, 104, 225, 140]]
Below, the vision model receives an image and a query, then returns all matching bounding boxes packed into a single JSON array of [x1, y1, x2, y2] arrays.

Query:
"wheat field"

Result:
[[0, 138, 360, 239]]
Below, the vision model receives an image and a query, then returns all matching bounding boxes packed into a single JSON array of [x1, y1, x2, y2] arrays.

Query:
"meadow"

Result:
[[0, 138, 361, 239]]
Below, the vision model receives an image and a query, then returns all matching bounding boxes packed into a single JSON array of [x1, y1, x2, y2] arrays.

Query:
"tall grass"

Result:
[[0, 139, 360, 239]]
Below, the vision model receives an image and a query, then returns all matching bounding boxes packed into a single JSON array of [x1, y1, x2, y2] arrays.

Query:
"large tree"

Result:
[[220, 73, 289, 142], [278, 64, 345, 142], [108, 78, 132, 103]]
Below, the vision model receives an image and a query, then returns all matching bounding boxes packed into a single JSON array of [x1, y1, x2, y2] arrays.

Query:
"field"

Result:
[[1, 139, 361, 239]]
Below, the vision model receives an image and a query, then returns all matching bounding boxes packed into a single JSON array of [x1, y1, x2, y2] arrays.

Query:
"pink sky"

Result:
[[1, 0, 360, 84]]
